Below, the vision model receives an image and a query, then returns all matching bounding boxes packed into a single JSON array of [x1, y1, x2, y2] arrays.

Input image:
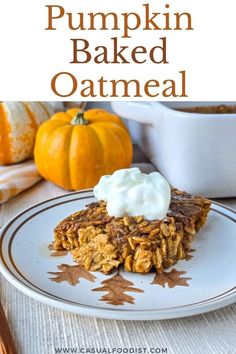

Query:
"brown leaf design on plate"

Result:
[[92, 273, 144, 306], [151, 269, 191, 288], [48, 264, 96, 285]]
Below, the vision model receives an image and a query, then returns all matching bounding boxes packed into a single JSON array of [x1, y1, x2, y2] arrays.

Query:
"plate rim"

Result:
[[0, 191, 236, 321]]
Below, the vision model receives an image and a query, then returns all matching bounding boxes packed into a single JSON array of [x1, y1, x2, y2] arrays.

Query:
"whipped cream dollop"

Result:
[[93, 168, 171, 220]]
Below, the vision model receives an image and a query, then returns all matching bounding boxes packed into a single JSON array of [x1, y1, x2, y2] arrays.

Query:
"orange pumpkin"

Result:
[[0, 102, 54, 165], [34, 108, 133, 190]]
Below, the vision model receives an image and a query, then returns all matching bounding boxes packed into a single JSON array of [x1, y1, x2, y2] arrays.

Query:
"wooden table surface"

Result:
[[1, 146, 236, 354]]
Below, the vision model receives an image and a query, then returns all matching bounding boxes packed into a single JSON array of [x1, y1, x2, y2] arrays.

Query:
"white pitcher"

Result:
[[112, 101, 236, 197]]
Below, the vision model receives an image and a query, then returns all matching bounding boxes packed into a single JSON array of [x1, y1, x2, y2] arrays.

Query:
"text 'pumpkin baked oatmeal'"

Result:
[[52, 168, 211, 274]]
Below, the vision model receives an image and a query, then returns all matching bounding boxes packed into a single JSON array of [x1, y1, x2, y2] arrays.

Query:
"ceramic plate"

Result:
[[0, 190, 236, 320]]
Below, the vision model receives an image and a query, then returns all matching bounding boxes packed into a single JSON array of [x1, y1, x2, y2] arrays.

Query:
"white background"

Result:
[[0, 0, 235, 101]]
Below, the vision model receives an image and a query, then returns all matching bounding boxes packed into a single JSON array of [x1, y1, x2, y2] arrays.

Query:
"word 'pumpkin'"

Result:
[[0, 102, 54, 165], [34, 108, 133, 190]]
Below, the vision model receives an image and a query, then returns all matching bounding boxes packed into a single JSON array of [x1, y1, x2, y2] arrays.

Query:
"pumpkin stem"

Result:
[[71, 112, 89, 126]]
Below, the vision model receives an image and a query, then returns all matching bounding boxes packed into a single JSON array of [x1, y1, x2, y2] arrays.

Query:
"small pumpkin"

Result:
[[0, 101, 54, 165], [34, 108, 133, 190]]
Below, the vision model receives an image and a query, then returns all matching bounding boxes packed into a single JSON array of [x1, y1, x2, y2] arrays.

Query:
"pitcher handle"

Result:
[[111, 102, 169, 125], [111, 102, 154, 125]]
